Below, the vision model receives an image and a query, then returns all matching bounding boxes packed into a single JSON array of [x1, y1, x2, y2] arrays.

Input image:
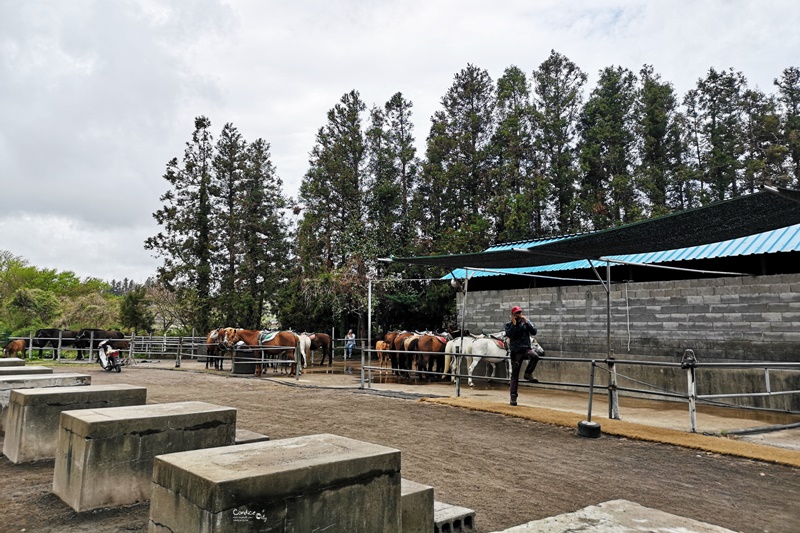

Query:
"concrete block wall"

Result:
[[460, 273, 800, 362], [458, 274, 800, 411]]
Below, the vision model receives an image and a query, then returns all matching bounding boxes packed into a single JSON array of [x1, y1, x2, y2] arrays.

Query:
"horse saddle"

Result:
[[259, 330, 279, 343], [435, 335, 447, 344], [488, 333, 508, 351], [308, 333, 316, 340]]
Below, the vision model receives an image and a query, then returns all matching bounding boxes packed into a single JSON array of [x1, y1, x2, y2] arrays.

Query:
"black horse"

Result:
[[32, 329, 79, 359], [74, 329, 125, 360]]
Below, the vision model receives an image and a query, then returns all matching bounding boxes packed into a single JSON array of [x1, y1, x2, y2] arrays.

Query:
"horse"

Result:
[[391, 331, 415, 376], [304, 332, 332, 365], [414, 333, 449, 380], [298, 334, 312, 367], [467, 333, 544, 387], [32, 329, 79, 359], [74, 328, 125, 360], [375, 340, 392, 372], [402, 333, 423, 377], [223, 328, 302, 376], [205, 328, 226, 370], [3, 339, 27, 358], [443, 332, 480, 382]]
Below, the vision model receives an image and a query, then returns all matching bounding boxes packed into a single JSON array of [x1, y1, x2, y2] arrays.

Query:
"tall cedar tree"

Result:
[[213, 123, 247, 326], [636, 65, 689, 217], [298, 90, 367, 272], [691, 67, 747, 201], [419, 64, 496, 254], [239, 139, 289, 328], [578, 66, 639, 230], [532, 51, 587, 234], [145, 116, 215, 334], [490, 65, 547, 241], [366, 92, 419, 266], [740, 89, 786, 192], [297, 90, 368, 334], [775, 67, 800, 186]]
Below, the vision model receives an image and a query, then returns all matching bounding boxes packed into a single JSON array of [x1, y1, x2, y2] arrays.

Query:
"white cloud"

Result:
[[1, 0, 798, 282]]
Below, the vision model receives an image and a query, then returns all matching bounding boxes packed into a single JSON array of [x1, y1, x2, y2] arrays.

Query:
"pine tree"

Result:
[[239, 138, 289, 328], [298, 90, 367, 272], [636, 65, 688, 217], [578, 66, 639, 229], [365, 92, 419, 263], [212, 123, 247, 326], [532, 50, 587, 234], [775, 67, 800, 186], [145, 116, 215, 334], [490, 65, 546, 242], [419, 64, 496, 253], [691, 67, 747, 201], [741, 89, 787, 192]]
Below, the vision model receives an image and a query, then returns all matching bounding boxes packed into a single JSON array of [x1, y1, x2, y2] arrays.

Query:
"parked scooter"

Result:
[[98, 339, 123, 373]]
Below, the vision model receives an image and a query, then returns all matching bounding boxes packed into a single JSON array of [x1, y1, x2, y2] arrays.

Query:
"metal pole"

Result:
[[57, 330, 63, 361], [687, 365, 697, 433], [363, 280, 371, 390], [607, 261, 620, 419], [587, 361, 596, 422], [456, 271, 469, 398]]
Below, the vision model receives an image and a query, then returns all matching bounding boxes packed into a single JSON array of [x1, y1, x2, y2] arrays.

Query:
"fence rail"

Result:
[[357, 348, 800, 433]]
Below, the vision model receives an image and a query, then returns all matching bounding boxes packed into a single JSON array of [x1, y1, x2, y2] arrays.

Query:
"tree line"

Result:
[[4, 51, 798, 339], [148, 52, 800, 338]]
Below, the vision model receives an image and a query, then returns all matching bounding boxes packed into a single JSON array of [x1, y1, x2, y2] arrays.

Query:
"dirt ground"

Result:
[[1, 362, 799, 533]]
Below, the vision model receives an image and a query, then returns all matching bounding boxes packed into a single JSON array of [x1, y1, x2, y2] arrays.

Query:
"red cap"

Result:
[[511, 306, 523, 314]]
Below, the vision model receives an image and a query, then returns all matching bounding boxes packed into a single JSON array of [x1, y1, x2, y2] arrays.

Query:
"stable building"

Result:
[[385, 188, 800, 412]]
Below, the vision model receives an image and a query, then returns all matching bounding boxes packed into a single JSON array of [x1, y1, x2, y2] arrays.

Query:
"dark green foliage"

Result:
[[120, 287, 154, 335], [775, 67, 800, 187], [532, 51, 587, 234], [578, 66, 639, 229], [146, 117, 290, 334]]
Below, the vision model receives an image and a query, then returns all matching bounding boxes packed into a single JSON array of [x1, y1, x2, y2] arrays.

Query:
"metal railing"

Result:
[[358, 347, 800, 433]]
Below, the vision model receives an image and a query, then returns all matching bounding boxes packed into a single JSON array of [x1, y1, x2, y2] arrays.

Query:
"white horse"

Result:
[[443, 334, 481, 382], [297, 334, 311, 370], [467, 334, 544, 387]]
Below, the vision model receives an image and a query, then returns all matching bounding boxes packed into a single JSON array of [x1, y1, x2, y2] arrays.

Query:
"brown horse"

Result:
[[393, 331, 416, 376], [305, 332, 332, 365], [415, 333, 449, 380], [223, 328, 300, 376], [3, 339, 27, 358], [375, 340, 391, 372]]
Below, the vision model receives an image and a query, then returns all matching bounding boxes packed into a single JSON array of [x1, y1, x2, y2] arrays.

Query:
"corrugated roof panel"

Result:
[[448, 223, 800, 279]]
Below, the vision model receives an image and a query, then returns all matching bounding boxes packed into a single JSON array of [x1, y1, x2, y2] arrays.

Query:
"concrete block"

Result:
[[3, 384, 147, 463], [489, 499, 734, 532], [401, 478, 434, 533], [53, 401, 236, 512], [234, 428, 269, 444], [0, 358, 25, 367], [434, 500, 476, 533], [0, 366, 53, 376], [149, 433, 401, 533], [0, 373, 91, 432]]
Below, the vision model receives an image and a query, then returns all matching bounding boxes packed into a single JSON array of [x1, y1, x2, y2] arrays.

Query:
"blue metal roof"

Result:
[[449, 223, 800, 279]]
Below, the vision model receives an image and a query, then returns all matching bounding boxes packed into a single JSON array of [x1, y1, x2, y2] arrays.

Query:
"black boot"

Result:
[[510, 395, 518, 406]]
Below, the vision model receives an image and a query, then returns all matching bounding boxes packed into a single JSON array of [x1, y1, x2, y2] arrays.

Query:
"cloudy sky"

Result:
[[1, 0, 798, 284]]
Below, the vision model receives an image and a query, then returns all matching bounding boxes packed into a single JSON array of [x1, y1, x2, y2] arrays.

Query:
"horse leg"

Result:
[[467, 357, 478, 387]]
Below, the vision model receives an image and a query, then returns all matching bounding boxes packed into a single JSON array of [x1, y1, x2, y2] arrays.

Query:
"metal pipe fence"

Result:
[[358, 348, 800, 432]]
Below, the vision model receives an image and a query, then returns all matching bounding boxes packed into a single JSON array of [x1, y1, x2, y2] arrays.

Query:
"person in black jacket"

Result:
[[504, 305, 540, 406]]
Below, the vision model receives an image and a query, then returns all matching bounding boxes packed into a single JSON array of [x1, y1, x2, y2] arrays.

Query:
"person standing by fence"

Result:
[[344, 329, 355, 359], [504, 305, 540, 406]]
